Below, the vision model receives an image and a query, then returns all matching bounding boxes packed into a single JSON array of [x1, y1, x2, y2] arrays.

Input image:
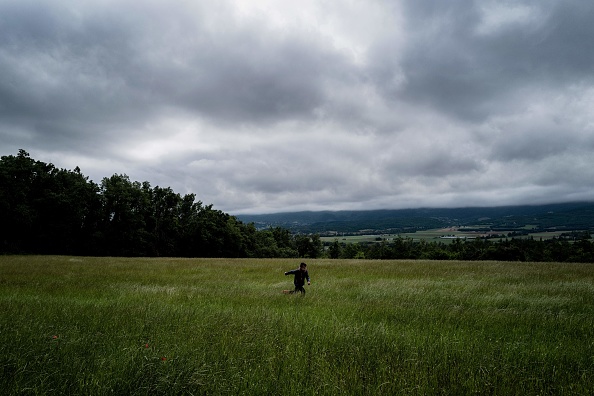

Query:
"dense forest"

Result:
[[0, 150, 321, 258], [2, 150, 593, 262]]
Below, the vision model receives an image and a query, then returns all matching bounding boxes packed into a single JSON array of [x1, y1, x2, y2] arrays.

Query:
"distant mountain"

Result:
[[235, 202, 594, 234]]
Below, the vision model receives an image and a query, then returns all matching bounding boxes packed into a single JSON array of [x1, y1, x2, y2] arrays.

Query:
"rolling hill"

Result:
[[236, 202, 594, 235]]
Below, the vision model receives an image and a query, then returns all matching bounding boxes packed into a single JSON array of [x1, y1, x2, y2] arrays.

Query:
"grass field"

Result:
[[1, 256, 593, 395]]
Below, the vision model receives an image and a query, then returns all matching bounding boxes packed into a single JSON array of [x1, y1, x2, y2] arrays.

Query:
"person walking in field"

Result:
[[283, 262, 311, 295]]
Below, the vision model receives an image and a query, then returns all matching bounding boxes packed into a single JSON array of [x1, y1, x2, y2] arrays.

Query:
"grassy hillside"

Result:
[[1, 256, 593, 394]]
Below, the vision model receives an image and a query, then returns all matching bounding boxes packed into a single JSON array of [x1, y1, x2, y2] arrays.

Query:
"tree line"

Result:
[[0, 150, 323, 258], [2, 150, 593, 262], [326, 235, 594, 263]]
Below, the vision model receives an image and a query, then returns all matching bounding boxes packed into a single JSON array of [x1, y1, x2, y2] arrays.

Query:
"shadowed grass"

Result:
[[1, 256, 593, 394]]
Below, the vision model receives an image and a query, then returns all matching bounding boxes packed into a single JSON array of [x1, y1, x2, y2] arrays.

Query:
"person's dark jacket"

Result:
[[285, 269, 310, 287]]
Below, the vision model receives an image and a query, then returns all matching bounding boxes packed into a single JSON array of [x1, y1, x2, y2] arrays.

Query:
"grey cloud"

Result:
[[0, 0, 345, 132], [175, 39, 333, 124], [489, 128, 572, 162], [386, 1, 594, 122], [1, 0, 593, 214]]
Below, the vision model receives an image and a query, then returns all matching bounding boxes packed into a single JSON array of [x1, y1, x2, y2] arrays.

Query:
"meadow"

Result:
[[1, 256, 593, 395]]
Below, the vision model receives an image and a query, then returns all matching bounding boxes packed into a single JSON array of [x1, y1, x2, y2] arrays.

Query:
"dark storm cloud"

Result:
[[0, 0, 343, 131], [390, 0, 594, 121], [172, 38, 332, 123]]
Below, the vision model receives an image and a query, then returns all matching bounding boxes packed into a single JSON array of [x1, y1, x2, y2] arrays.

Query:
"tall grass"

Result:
[[1, 256, 593, 395]]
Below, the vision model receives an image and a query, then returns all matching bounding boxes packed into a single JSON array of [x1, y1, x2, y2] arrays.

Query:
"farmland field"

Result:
[[321, 229, 570, 245], [1, 256, 593, 395]]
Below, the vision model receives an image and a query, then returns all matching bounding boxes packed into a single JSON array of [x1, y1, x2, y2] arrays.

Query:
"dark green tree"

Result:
[[328, 239, 341, 259], [295, 234, 323, 258], [150, 186, 183, 256], [0, 150, 100, 254], [340, 242, 365, 259], [99, 174, 152, 256]]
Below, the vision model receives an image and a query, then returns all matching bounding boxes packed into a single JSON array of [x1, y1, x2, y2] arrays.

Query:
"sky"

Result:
[[2, 0, 594, 214]]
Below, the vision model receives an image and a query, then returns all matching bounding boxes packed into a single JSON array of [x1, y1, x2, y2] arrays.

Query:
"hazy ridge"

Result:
[[236, 202, 594, 234]]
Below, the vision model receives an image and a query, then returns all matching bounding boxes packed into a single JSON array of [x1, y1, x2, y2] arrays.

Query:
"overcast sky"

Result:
[[2, 0, 594, 214]]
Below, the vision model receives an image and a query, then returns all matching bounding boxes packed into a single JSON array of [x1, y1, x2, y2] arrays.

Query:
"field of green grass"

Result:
[[1, 256, 593, 395]]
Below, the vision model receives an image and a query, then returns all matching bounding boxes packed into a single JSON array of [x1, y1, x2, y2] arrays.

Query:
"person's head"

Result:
[[299, 262, 307, 271]]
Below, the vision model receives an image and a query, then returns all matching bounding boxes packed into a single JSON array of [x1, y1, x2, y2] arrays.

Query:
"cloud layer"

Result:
[[2, 0, 593, 213]]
